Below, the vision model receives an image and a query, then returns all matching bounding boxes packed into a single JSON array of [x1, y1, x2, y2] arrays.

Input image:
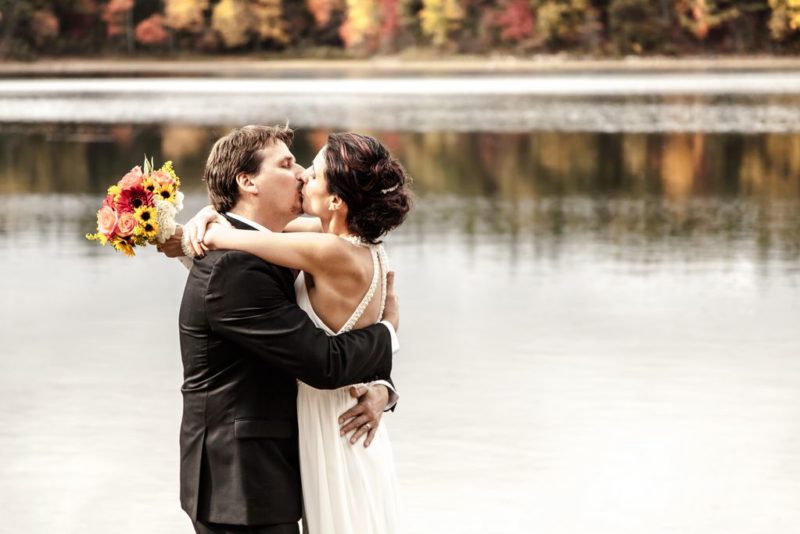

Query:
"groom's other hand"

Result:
[[156, 226, 185, 257], [339, 384, 389, 448], [382, 271, 400, 332]]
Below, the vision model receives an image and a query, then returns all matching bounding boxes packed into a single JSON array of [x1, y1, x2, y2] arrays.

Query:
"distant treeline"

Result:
[[2, 1, 800, 59]]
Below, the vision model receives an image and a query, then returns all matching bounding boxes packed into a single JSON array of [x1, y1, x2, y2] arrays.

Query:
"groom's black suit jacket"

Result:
[[178, 215, 393, 526]]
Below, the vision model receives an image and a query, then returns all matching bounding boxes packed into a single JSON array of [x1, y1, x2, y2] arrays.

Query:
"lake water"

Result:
[[1, 75, 799, 534]]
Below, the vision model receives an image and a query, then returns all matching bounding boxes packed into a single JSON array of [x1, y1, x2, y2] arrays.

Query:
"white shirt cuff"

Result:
[[370, 379, 398, 411], [379, 320, 399, 355]]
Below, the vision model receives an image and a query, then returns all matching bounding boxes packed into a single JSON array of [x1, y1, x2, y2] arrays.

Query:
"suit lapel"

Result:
[[223, 214, 297, 292]]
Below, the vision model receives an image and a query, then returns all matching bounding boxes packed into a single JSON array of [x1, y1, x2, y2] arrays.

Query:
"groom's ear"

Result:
[[236, 172, 257, 194]]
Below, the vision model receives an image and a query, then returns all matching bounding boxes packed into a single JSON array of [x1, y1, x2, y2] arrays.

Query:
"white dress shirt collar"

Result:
[[225, 212, 269, 233]]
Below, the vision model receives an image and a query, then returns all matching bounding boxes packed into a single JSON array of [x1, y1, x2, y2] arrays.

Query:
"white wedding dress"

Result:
[[294, 241, 400, 534]]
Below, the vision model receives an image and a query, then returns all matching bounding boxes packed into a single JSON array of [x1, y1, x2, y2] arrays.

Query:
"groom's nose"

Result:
[[293, 162, 304, 178]]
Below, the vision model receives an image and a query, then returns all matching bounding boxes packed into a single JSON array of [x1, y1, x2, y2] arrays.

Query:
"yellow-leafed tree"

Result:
[[419, 0, 464, 47], [340, 0, 378, 48], [164, 0, 209, 33], [251, 0, 290, 45], [211, 0, 250, 48], [768, 0, 800, 40]]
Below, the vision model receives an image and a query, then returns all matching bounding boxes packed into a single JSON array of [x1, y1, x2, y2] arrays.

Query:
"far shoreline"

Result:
[[3, 55, 800, 77]]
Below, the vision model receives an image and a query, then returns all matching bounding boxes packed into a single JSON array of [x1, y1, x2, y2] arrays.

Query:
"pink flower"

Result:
[[118, 166, 144, 189], [150, 169, 174, 186], [115, 212, 137, 237], [97, 205, 118, 235]]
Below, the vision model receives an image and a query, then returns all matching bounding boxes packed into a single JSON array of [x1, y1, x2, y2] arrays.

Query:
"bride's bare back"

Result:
[[302, 238, 386, 333]]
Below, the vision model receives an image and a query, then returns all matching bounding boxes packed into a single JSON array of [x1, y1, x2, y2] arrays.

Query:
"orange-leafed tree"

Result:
[[307, 0, 342, 27], [675, 0, 739, 40]]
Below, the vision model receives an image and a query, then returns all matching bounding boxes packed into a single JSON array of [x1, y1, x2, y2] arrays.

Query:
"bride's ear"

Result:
[[328, 195, 344, 211], [236, 173, 257, 194]]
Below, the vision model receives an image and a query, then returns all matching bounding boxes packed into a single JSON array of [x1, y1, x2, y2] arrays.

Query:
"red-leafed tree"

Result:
[[495, 0, 534, 43], [378, 0, 400, 49], [136, 14, 168, 46], [101, 0, 134, 52]]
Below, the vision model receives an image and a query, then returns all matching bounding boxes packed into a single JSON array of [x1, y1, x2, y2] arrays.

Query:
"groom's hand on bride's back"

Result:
[[382, 271, 400, 332], [339, 384, 389, 448]]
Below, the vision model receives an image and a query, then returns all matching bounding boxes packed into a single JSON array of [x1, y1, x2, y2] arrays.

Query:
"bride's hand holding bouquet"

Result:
[[86, 157, 184, 256]]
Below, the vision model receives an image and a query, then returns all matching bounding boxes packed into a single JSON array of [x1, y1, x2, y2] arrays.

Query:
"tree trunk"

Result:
[[126, 8, 134, 54], [0, 0, 20, 56]]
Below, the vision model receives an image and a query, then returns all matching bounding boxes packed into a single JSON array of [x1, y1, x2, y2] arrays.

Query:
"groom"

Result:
[[175, 125, 398, 534]]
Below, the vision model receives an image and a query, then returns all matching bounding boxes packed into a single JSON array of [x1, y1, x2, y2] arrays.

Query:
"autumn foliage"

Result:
[[4, 0, 800, 58]]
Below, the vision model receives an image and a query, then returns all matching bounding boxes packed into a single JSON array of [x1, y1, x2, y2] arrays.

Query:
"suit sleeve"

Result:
[[205, 251, 393, 389]]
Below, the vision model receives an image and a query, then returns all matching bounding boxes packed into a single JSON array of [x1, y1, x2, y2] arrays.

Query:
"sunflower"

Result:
[[134, 205, 156, 225], [156, 183, 177, 203], [142, 177, 158, 194], [112, 237, 135, 257], [134, 205, 160, 240]]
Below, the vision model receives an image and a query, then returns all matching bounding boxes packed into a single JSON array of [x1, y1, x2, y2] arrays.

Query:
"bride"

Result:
[[181, 132, 412, 534]]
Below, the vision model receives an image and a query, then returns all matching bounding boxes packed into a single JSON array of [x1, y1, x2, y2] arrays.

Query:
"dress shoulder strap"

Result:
[[337, 245, 381, 334]]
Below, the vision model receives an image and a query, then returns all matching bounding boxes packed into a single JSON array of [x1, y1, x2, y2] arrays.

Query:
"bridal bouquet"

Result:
[[85, 157, 184, 256]]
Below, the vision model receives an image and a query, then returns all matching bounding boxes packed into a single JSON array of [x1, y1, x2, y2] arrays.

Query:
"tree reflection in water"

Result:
[[0, 123, 798, 263]]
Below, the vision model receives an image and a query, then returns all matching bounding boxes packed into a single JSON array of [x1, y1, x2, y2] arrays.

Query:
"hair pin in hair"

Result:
[[381, 183, 400, 195]]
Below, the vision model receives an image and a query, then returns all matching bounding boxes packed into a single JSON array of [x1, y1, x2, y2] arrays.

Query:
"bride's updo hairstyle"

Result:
[[324, 133, 412, 244]]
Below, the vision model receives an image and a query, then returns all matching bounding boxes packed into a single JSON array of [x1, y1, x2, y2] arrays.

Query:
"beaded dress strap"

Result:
[[337, 241, 381, 334]]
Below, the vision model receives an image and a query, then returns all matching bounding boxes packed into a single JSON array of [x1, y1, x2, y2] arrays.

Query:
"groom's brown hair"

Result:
[[204, 125, 294, 213]]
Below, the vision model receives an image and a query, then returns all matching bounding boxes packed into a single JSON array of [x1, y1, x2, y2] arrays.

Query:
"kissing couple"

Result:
[[160, 125, 412, 534]]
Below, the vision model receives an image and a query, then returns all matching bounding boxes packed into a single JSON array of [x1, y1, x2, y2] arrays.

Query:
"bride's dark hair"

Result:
[[324, 133, 413, 244]]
